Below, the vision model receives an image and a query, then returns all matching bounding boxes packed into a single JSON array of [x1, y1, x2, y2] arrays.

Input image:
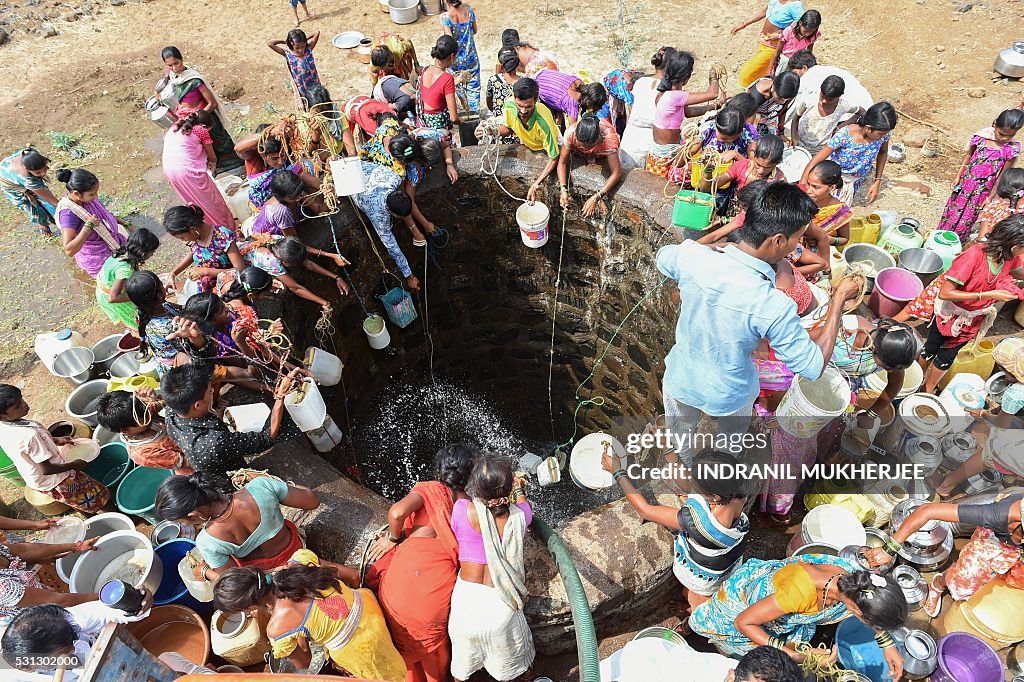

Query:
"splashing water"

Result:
[[341, 377, 622, 525]]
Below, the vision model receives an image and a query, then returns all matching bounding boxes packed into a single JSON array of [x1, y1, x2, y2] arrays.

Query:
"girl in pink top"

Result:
[[418, 35, 461, 139], [646, 50, 724, 181], [162, 110, 237, 230], [771, 10, 821, 75], [448, 454, 534, 682]]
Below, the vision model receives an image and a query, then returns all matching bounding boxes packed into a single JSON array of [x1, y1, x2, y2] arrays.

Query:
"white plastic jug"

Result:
[[284, 378, 328, 432], [306, 414, 344, 452], [35, 329, 86, 374], [224, 403, 271, 433], [304, 347, 343, 386], [329, 157, 366, 197], [214, 174, 253, 225], [179, 549, 214, 602]]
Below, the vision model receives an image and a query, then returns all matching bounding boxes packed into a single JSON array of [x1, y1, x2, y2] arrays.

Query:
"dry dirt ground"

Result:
[[0, 0, 1022, 674]]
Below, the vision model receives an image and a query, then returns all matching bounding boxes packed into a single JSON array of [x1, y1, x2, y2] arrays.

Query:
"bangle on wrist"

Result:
[[884, 536, 902, 556], [613, 469, 628, 482], [387, 530, 405, 544], [874, 632, 895, 649]]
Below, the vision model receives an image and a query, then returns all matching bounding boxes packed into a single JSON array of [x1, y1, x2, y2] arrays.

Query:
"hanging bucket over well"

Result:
[[671, 190, 714, 231], [329, 156, 366, 197], [776, 366, 852, 438], [363, 314, 391, 350], [380, 287, 419, 328], [516, 202, 550, 247]]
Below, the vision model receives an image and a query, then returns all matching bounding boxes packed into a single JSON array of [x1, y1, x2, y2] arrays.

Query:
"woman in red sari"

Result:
[[919, 214, 1024, 393], [366, 445, 477, 682]]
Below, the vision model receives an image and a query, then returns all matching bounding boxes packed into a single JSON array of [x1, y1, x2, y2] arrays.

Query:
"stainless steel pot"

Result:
[[893, 565, 928, 610], [388, 0, 419, 24], [900, 629, 939, 679], [145, 97, 178, 129], [897, 248, 944, 288], [91, 333, 126, 374], [788, 542, 840, 558], [889, 499, 954, 571], [53, 347, 99, 386], [108, 352, 142, 379], [941, 432, 976, 466], [994, 42, 1024, 78]]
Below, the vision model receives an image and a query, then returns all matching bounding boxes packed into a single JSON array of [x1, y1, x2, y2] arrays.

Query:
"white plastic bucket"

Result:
[[940, 373, 986, 411], [516, 202, 550, 248], [180, 278, 201, 303], [284, 378, 328, 432], [776, 366, 852, 438], [363, 314, 391, 350], [779, 147, 812, 183], [329, 157, 366, 196], [306, 414, 344, 452], [304, 347, 343, 386], [796, 503, 867, 549], [569, 432, 627, 490], [224, 403, 271, 433]]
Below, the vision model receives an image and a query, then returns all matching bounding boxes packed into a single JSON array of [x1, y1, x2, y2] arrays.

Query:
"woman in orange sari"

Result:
[[366, 445, 477, 682]]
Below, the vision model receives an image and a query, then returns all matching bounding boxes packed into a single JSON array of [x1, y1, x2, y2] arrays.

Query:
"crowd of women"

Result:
[[2, 1, 1024, 681]]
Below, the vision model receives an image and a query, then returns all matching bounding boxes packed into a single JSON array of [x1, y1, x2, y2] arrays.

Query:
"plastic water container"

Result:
[[116, 467, 173, 524], [836, 617, 898, 682], [306, 414, 344, 452], [869, 267, 923, 318], [938, 339, 996, 391], [329, 156, 365, 197], [380, 287, 419, 328], [84, 442, 135, 491], [516, 202, 550, 247], [304, 347, 343, 386], [211, 610, 271, 667], [845, 216, 882, 251], [179, 547, 214, 603], [214, 175, 253, 224], [776, 366, 852, 438], [940, 373, 986, 411], [778, 147, 811, 183], [878, 223, 924, 256], [925, 230, 963, 272], [671, 190, 714, 231], [569, 433, 627, 490], [224, 403, 271, 433], [363, 314, 391, 350], [284, 378, 328, 432], [154, 539, 213, 617], [35, 328, 86, 374]]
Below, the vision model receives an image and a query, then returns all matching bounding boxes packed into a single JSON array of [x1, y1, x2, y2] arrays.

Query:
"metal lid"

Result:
[[56, 328, 73, 340]]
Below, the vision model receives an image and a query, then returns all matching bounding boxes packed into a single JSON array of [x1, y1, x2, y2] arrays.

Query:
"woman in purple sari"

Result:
[[56, 169, 130, 278]]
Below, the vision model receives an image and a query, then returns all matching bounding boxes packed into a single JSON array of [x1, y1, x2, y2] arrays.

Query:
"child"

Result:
[[0, 385, 110, 514], [801, 101, 898, 205], [247, 171, 304, 238], [976, 167, 1024, 241], [748, 70, 800, 137], [95, 389, 193, 475], [269, 30, 322, 108], [790, 76, 864, 153], [803, 160, 853, 250], [771, 10, 821, 76], [700, 133, 787, 214], [937, 109, 1024, 244]]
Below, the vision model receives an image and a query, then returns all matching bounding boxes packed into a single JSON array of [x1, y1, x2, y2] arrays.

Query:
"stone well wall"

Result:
[[278, 145, 691, 653]]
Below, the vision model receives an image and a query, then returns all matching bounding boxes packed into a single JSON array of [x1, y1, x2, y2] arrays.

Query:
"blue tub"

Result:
[[836, 617, 907, 682], [153, 538, 212, 617]]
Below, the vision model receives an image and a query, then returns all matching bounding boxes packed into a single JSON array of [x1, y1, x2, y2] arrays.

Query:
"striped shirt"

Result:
[[503, 98, 560, 159], [674, 494, 749, 583]]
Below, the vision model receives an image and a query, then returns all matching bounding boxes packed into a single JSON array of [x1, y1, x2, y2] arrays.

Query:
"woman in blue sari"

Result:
[[689, 554, 908, 680], [441, 0, 480, 111], [0, 148, 58, 235]]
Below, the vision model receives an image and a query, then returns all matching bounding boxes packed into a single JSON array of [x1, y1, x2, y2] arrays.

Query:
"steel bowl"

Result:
[[788, 542, 841, 558], [994, 41, 1024, 78], [91, 334, 126, 374], [52, 346, 99, 386], [898, 248, 944, 288], [843, 243, 896, 294]]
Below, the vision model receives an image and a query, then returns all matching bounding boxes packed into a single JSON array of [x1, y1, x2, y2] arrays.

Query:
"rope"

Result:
[[552, 276, 671, 457], [314, 304, 336, 347], [546, 158, 572, 442], [794, 643, 859, 681], [477, 119, 529, 203]]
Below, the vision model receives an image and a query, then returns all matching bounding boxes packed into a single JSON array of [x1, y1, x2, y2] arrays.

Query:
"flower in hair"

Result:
[[870, 574, 887, 588], [486, 496, 510, 508]]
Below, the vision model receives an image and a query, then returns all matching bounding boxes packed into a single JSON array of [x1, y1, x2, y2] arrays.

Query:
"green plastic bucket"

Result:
[[671, 190, 715, 230], [0, 445, 25, 487], [84, 442, 135, 491], [116, 466, 171, 524]]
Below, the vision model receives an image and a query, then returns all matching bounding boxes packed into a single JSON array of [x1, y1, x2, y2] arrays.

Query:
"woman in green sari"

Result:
[[161, 46, 243, 175]]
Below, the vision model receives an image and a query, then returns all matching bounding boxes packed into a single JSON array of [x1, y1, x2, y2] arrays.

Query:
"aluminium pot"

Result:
[[994, 41, 1024, 78], [388, 0, 419, 24], [53, 346, 99, 386]]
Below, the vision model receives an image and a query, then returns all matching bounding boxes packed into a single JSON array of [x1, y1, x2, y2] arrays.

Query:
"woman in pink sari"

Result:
[[162, 111, 237, 229]]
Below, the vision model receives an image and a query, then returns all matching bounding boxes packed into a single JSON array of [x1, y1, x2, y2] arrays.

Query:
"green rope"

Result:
[[553, 275, 671, 457]]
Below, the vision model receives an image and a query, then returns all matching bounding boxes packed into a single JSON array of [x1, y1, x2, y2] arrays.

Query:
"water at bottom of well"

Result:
[[339, 376, 625, 525]]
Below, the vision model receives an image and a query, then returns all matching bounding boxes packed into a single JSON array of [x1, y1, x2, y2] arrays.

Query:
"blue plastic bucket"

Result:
[[153, 538, 212, 616], [84, 442, 135, 491], [380, 287, 418, 329], [836, 617, 903, 682]]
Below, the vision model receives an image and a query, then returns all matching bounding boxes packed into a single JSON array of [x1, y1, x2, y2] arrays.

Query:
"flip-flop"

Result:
[[923, 576, 943, 618]]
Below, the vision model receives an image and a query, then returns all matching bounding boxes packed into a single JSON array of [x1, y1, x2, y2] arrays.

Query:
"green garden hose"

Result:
[[532, 517, 600, 682]]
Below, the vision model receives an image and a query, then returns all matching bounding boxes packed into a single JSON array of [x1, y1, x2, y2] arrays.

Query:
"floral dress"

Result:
[[359, 118, 405, 176], [285, 48, 322, 111], [937, 134, 1021, 244], [827, 126, 890, 200], [441, 7, 480, 111], [749, 78, 788, 137], [187, 224, 237, 292], [0, 543, 47, 625], [486, 75, 519, 144]]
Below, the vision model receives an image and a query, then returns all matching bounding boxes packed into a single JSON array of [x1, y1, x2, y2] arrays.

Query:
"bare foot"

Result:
[[923, 577, 944, 618]]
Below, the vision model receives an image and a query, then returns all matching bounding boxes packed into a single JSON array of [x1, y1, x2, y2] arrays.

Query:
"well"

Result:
[[276, 146, 695, 652]]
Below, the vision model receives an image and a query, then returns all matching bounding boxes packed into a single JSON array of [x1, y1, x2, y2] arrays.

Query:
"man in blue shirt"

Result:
[[656, 182, 860, 462]]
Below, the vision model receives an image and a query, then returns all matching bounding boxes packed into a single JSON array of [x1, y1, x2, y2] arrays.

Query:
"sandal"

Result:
[[923, 576, 944, 618]]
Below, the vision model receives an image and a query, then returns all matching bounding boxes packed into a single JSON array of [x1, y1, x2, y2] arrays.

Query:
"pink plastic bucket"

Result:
[[869, 267, 923, 318]]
